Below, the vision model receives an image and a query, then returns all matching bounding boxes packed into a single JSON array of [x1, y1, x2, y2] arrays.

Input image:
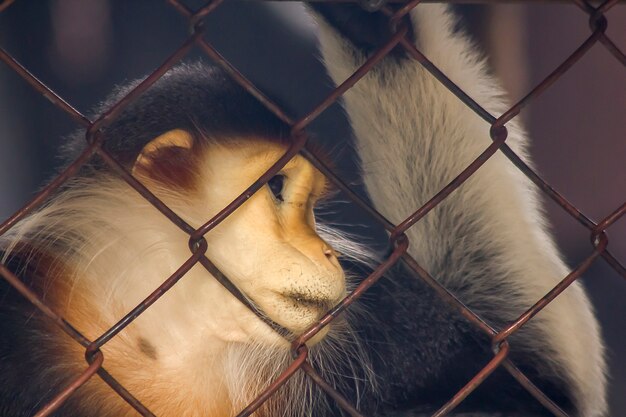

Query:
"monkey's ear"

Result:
[[132, 129, 194, 176]]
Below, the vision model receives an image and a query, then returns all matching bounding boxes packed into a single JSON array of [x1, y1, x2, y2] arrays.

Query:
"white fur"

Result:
[[314, 5, 606, 417], [0, 171, 374, 416]]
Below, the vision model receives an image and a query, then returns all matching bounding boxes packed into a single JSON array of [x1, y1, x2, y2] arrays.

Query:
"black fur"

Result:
[[309, 2, 415, 59], [343, 261, 570, 416], [62, 63, 291, 172]]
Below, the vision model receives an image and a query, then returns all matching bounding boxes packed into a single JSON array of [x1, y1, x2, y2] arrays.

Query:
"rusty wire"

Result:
[[0, 1, 624, 417]]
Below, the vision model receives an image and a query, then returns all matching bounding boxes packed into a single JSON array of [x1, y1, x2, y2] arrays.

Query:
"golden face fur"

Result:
[[185, 135, 345, 337], [132, 129, 346, 342]]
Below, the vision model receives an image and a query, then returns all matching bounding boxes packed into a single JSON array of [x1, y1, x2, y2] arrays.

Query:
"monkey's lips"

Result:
[[281, 291, 338, 313], [272, 291, 343, 344], [268, 290, 344, 336]]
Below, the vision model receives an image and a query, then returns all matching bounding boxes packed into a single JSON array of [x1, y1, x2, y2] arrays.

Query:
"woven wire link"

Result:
[[0, 1, 624, 416]]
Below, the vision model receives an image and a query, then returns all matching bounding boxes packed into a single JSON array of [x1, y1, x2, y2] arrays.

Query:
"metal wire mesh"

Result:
[[0, 1, 624, 416]]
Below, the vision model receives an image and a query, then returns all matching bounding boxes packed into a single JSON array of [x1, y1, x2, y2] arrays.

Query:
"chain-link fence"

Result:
[[0, 1, 624, 416]]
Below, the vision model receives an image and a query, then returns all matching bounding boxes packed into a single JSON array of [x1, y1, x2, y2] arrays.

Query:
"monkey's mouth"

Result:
[[281, 291, 337, 313], [269, 291, 345, 343]]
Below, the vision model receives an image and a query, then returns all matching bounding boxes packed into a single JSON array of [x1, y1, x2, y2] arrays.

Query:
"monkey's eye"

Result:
[[267, 174, 285, 202]]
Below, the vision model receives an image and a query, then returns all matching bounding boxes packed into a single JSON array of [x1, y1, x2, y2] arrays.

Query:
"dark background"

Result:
[[0, 1, 624, 415]]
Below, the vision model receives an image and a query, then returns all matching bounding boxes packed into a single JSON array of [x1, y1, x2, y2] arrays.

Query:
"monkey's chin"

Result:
[[270, 292, 342, 346], [304, 326, 331, 346]]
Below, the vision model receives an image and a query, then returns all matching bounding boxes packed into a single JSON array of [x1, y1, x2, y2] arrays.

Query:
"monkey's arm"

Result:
[[310, 4, 606, 417]]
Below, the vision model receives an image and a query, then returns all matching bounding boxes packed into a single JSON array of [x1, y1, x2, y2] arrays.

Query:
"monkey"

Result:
[[0, 2, 607, 417]]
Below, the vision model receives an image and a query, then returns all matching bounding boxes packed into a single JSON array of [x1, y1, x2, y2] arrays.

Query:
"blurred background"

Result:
[[0, 1, 624, 415]]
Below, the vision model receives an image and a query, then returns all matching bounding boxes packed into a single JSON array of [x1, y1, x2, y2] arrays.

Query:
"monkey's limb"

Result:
[[310, 3, 607, 417]]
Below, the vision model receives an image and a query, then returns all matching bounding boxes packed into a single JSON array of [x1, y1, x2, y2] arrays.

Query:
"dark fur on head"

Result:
[[62, 63, 291, 172]]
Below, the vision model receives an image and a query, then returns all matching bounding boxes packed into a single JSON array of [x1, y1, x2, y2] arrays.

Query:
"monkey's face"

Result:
[[133, 130, 346, 344]]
